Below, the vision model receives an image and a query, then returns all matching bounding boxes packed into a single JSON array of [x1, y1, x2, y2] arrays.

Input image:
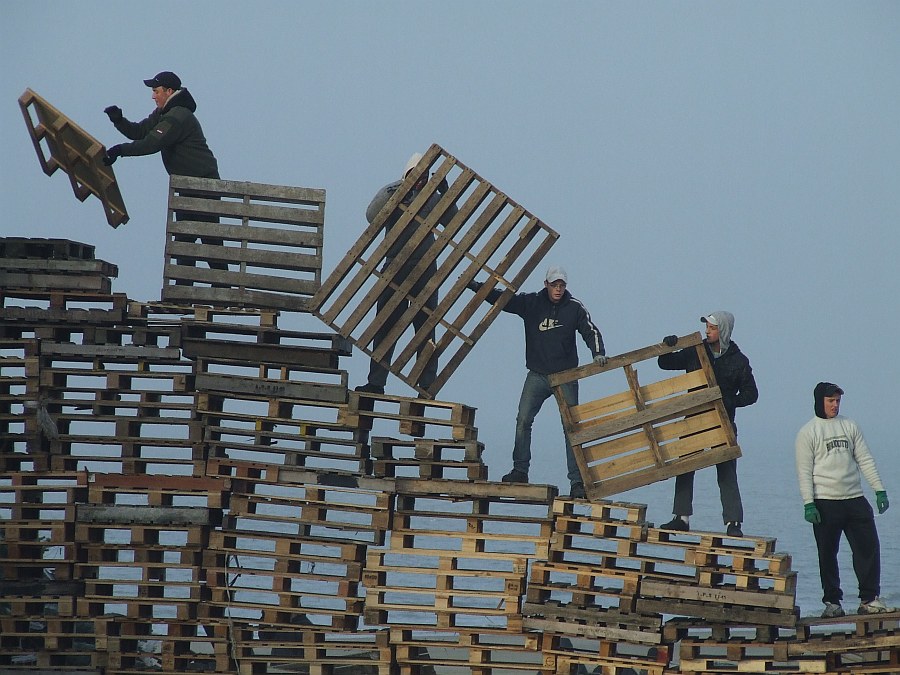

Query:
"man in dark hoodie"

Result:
[[795, 382, 893, 617], [467, 266, 606, 498], [103, 71, 225, 271], [659, 311, 758, 536]]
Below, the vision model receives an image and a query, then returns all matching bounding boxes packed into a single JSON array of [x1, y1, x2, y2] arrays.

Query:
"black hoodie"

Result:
[[113, 88, 219, 179]]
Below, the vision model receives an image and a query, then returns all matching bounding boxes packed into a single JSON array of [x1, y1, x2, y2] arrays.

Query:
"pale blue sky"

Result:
[[3, 1, 898, 607]]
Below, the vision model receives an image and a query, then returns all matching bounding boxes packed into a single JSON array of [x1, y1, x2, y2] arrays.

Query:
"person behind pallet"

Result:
[[658, 311, 758, 537], [355, 152, 458, 396], [795, 382, 895, 617], [101, 71, 226, 273], [466, 266, 607, 499]]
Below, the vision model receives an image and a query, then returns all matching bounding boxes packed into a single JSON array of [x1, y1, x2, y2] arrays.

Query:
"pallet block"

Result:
[[390, 628, 548, 673], [18, 89, 129, 228], [0, 290, 128, 325], [370, 435, 487, 480], [310, 143, 559, 398], [231, 628, 391, 675], [548, 333, 741, 499], [162, 175, 326, 311], [341, 389, 477, 440]]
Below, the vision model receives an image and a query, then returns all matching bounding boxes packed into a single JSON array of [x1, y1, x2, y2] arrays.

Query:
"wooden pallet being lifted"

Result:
[[309, 143, 559, 398], [18, 89, 128, 228], [549, 332, 741, 499]]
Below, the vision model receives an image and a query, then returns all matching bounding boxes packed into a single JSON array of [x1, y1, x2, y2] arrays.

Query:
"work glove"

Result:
[[466, 279, 482, 293], [593, 354, 608, 366], [103, 144, 123, 166], [104, 105, 123, 123], [663, 335, 678, 347], [876, 491, 889, 514], [804, 502, 821, 525]]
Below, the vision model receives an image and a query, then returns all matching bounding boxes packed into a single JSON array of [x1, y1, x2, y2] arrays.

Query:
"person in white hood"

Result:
[[795, 382, 894, 617]]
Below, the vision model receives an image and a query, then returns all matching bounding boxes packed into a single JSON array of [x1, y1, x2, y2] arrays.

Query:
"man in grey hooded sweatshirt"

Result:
[[658, 311, 758, 536]]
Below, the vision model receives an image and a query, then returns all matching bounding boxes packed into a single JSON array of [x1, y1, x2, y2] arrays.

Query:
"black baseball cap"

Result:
[[143, 71, 181, 89]]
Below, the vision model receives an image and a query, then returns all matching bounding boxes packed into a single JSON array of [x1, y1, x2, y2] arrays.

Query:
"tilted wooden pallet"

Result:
[[549, 332, 741, 499], [308, 143, 559, 398], [18, 89, 128, 228], [162, 176, 325, 311]]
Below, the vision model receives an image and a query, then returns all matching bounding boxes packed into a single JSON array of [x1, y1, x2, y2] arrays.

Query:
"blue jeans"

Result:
[[512, 370, 581, 484]]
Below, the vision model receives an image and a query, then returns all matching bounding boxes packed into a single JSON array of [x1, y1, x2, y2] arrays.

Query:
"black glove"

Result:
[[663, 335, 678, 347], [103, 144, 123, 166], [104, 105, 123, 123], [437, 177, 449, 193], [466, 279, 482, 293]]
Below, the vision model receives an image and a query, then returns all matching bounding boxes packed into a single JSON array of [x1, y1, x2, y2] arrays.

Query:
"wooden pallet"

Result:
[[341, 389, 477, 440], [231, 628, 391, 675], [548, 333, 741, 499], [18, 89, 128, 228], [310, 143, 559, 398], [162, 175, 326, 311], [370, 435, 487, 479], [390, 628, 548, 673], [0, 290, 128, 324], [523, 599, 663, 645], [389, 490, 554, 558], [0, 256, 117, 294], [0, 237, 96, 261], [199, 394, 369, 474], [179, 317, 351, 366]]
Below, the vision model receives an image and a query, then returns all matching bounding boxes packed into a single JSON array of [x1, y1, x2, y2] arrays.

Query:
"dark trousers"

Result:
[[812, 496, 881, 604], [367, 263, 438, 390], [672, 458, 743, 524], [174, 209, 228, 271]]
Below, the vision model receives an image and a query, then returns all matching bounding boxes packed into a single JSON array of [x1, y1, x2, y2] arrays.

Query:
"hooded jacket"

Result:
[[657, 311, 757, 427], [366, 179, 458, 266], [475, 284, 605, 375], [113, 88, 219, 179]]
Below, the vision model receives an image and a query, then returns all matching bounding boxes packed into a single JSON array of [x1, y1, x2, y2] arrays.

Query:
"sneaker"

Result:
[[822, 602, 845, 618], [661, 516, 689, 531], [570, 482, 585, 499], [858, 597, 896, 614], [501, 469, 529, 483], [354, 383, 384, 395], [726, 522, 743, 537]]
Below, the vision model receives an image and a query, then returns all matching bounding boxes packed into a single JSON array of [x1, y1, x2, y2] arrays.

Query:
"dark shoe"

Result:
[[822, 602, 845, 618], [661, 516, 689, 531], [501, 469, 529, 483], [570, 482, 585, 499], [354, 383, 384, 395], [726, 522, 743, 537]]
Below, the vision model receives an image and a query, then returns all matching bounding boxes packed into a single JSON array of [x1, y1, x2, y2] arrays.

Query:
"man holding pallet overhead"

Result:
[[658, 311, 758, 537], [795, 382, 894, 617], [355, 152, 458, 396], [467, 266, 607, 499]]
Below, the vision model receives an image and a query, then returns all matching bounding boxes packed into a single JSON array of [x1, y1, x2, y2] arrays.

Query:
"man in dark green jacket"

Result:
[[103, 71, 224, 272]]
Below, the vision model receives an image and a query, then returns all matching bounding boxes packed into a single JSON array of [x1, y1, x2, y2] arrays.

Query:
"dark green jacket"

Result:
[[113, 88, 219, 178]]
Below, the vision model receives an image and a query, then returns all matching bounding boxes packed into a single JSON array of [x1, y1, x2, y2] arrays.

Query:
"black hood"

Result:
[[814, 381, 844, 419], [161, 88, 198, 114]]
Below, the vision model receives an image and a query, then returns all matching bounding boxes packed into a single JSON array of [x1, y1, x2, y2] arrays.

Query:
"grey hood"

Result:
[[704, 310, 734, 354]]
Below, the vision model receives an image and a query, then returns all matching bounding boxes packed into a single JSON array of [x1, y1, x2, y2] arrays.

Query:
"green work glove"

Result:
[[804, 502, 821, 525], [876, 491, 889, 514]]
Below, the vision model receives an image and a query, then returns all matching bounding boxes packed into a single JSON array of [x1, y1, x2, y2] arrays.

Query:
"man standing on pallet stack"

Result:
[[466, 266, 607, 499], [658, 311, 758, 537], [355, 152, 458, 396], [795, 382, 895, 618], [102, 71, 226, 273]]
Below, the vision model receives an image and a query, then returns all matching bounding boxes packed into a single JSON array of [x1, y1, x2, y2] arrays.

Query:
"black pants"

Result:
[[367, 262, 438, 390], [812, 496, 881, 604]]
